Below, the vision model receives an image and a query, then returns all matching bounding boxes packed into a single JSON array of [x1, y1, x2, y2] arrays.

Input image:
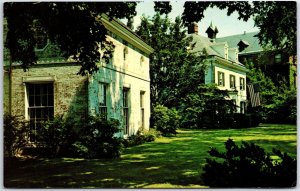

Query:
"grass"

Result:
[[4, 124, 296, 188]]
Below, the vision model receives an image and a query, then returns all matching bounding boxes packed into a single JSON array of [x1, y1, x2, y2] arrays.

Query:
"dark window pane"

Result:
[[35, 95, 41, 106], [29, 96, 34, 106], [35, 85, 41, 95], [28, 84, 34, 95]]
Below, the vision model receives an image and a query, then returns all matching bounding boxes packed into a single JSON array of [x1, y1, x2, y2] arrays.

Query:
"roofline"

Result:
[[100, 15, 154, 56], [212, 55, 249, 72], [239, 50, 263, 55]]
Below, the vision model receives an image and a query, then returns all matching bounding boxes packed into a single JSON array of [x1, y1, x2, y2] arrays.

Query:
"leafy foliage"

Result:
[[252, 1, 296, 55], [136, 14, 206, 108], [4, 114, 28, 158], [74, 116, 122, 158], [180, 84, 236, 129], [122, 128, 160, 147], [202, 139, 296, 187], [151, 105, 180, 136], [246, 61, 296, 124], [39, 115, 75, 157], [4, 2, 137, 75], [168, 1, 296, 55]]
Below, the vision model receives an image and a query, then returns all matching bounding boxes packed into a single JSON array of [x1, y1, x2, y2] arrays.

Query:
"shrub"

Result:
[[152, 105, 180, 135], [39, 115, 75, 157], [122, 128, 160, 147], [75, 116, 123, 158], [4, 114, 28, 158], [202, 139, 296, 188]]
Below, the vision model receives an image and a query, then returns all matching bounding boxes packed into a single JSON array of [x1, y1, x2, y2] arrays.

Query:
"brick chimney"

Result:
[[188, 22, 198, 34]]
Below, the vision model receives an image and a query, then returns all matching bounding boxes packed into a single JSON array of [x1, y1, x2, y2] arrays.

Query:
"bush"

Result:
[[152, 105, 180, 135], [39, 115, 75, 157], [74, 116, 123, 158], [122, 128, 160, 147], [202, 139, 296, 188], [4, 114, 28, 158], [232, 113, 261, 128]]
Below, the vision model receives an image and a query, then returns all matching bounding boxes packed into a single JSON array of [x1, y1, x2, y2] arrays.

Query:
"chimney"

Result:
[[188, 22, 198, 34]]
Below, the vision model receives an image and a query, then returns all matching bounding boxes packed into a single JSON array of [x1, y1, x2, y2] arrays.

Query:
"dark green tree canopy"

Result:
[[4, 2, 137, 75], [4, 1, 296, 75]]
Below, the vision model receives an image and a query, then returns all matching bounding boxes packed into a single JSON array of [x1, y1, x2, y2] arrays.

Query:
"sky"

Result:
[[133, 1, 259, 37]]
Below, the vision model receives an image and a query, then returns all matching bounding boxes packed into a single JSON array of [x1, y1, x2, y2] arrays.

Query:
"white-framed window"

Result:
[[217, 71, 225, 86], [240, 101, 246, 114], [230, 75, 236, 89], [123, 88, 130, 134], [27, 83, 54, 143], [240, 77, 245, 90], [98, 83, 107, 118], [140, 91, 145, 129]]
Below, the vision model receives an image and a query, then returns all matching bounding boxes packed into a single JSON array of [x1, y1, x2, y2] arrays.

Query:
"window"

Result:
[[98, 83, 107, 118], [230, 75, 236, 89], [123, 88, 129, 134], [275, 53, 282, 63], [240, 77, 245, 90], [217, 71, 225, 86], [123, 47, 128, 61], [140, 92, 145, 129], [240, 101, 246, 114], [27, 83, 54, 143], [140, 56, 144, 68]]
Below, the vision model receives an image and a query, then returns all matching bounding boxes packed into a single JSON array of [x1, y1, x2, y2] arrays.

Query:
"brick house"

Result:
[[3, 16, 153, 142]]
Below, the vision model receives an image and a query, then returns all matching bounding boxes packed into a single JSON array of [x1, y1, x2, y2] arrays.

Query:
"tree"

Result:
[[136, 13, 206, 108], [159, 1, 296, 55], [4, 2, 137, 75], [245, 61, 296, 124]]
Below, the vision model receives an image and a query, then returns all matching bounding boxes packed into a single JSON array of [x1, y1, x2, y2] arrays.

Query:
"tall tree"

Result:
[[4, 2, 137, 75], [136, 14, 206, 108]]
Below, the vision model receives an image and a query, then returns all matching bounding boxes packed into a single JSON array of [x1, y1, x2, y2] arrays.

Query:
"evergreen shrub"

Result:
[[202, 139, 296, 187], [152, 105, 180, 136], [4, 114, 28, 158]]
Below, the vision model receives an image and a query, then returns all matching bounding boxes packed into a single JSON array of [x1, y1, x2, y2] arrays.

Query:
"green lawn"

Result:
[[4, 124, 296, 188]]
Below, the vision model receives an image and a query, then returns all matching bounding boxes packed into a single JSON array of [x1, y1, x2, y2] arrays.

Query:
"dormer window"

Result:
[[237, 40, 249, 52], [224, 47, 228, 59]]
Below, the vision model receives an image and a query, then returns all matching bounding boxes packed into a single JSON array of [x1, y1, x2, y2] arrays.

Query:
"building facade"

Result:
[[4, 16, 153, 142], [217, 31, 297, 89], [187, 23, 248, 113]]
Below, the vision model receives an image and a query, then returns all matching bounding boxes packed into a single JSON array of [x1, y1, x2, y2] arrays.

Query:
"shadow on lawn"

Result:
[[4, 124, 297, 188]]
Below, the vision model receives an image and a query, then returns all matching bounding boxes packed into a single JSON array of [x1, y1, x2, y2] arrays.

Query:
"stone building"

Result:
[[187, 23, 248, 113], [3, 16, 153, 142]]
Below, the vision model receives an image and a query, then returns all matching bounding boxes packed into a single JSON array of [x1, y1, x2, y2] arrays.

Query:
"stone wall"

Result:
[[7, 63, 88, 121]]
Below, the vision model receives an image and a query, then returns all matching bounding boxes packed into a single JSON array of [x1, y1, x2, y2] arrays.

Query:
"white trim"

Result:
[[23, 76, 56, 83], [100, 15, 154, 56]]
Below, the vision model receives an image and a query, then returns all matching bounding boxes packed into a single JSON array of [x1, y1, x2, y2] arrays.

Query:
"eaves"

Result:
[[100, 15, 154, 56]]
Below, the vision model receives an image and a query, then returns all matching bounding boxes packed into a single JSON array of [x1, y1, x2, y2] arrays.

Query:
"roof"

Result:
[[187, 33, 246, 70], [188, 33, 220, 56], [216, 31, 263, 54]]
